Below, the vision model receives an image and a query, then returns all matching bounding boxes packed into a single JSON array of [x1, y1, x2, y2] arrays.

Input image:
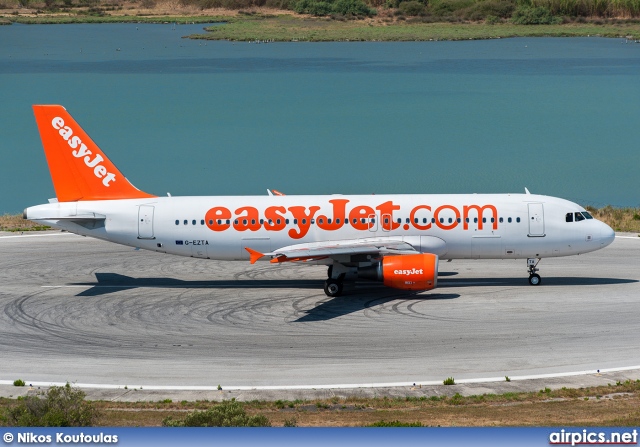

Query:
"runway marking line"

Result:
[[2, 366, 639, 391], [0, 232, 77, 239]]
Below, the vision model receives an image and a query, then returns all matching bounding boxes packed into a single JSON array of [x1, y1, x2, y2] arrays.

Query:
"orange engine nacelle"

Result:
[[359, 253, 439, 291]]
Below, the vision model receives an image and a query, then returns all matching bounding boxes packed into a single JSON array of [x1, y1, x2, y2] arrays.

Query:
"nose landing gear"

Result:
[[527, 258, 541, 285]]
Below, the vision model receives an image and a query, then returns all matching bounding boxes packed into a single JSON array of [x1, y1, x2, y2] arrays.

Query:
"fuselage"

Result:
[[26, 193, 615, 262]]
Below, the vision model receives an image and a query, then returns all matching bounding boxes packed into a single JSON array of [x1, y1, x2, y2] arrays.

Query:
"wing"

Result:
[[245, 237, 420, 264]]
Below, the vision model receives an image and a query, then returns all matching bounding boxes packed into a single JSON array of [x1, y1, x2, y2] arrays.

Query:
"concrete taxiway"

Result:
[[0, 231, 638, 398]]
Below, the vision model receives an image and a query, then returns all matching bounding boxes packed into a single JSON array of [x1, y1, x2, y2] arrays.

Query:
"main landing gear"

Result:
[[324, 265, 345, 297], [527, 258, 541, 285]]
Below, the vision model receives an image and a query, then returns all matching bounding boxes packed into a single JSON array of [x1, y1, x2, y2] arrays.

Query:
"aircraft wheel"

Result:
[[528, 273, 541, 286], [324, 279, 343, 297]]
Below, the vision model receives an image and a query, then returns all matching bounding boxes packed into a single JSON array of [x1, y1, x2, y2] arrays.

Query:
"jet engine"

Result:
[[358, 253, 438, 291]]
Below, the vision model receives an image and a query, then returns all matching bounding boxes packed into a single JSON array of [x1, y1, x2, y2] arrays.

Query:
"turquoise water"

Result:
[[1, 23, 639, 213]]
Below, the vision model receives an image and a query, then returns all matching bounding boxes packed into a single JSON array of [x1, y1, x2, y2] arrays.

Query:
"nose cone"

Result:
[[600, 222, 615, 248]]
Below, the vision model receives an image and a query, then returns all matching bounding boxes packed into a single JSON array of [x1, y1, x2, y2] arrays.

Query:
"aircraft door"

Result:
[[138, 205, 154, 239], [528, 203, 545, 237]]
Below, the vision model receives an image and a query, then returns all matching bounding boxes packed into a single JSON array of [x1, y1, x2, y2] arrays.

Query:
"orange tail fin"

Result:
[[33, 105, 155, 202]]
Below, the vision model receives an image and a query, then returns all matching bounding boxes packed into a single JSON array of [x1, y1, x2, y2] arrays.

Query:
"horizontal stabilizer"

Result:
[[245, 247, 265, 264]]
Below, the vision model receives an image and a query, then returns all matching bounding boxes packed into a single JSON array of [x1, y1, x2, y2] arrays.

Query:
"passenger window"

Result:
[[311, 219, 315, 224], [201, 220, 204, 225], [566, 213, 573, 222], [457, 218, 461, 223], [432, 218, 436, 223], [423, 218, 427, 224], [294, 219, 298, 225], [336, 218, 340, 224], [251, 219, 256, 225], [243, 219, 247, 225], [192, 220, 196, 225], [439, 218, 444, 223], [328, 218, 332, 224], [491, 218, 494, 223], [226, 220, 230, 224], [302, 219, 307, 224], [319, 218, 324, 224], [175, 220, 179, 225], [209, 220, 213, 225], [384, 218, 389, 224], [353, 218, 358, 224], [465, 218, 469, 223], [183, 220, 188, 225], [285, 219, 290, 224], [414, 218, 419, 224], [277, 219, 281, 224], [260, 219, 264, 225], [361, 218, 366, 224], [234, 219, 238, 225], [482, 217, 486, 223], [474, 218, 478, 223], [406, 218, 410, 224], [574, 212, 585, 222], [516, 217, 521, 223], [499, 217, 503, 223], [448, 218, 452, 223], [397, 218, 401, 224], [508, 217, 512, 223], [371, 218, 375, 223]]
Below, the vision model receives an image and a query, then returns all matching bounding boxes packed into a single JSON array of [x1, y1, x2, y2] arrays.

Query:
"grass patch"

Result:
[[189, 15, 640, 40], [13, 380, 25, 387], [3, 381, 640, 427], [586, 206, 640, 233], [0, 214, 51, 232], [443, 377, 455, 385]]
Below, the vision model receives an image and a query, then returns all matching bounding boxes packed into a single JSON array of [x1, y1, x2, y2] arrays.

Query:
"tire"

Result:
[[528, 273, 541, 286], [324, 279, 343, 297]]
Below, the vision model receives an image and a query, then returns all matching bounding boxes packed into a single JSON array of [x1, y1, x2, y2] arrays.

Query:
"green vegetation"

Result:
[[367, 419, 423, 426], [505, 376, 511, 382], [190, 15, 640, 41], [13, 380, 25, 387], [162, 400, 271, 427], [2, 380, 640, 426], [586, 206, 640, 233], [443, 377, 455, 385], [0, 214, 50, 232], [2, 383, 98, 427], [2, 0, 640, 32]]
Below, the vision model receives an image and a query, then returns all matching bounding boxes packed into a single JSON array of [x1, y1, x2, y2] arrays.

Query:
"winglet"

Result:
[[524, 187, 531, 195], [245, 247, 265, 264], [33, 105, 156, 202]]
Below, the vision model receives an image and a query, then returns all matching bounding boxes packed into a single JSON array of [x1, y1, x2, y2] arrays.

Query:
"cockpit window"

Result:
[[565, 213, 573, 223], [574, 212, 585, 222], [582, 211, 594, 219]]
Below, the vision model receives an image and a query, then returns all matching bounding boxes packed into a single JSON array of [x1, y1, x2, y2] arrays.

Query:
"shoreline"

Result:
[[2, 12, 640, 41]]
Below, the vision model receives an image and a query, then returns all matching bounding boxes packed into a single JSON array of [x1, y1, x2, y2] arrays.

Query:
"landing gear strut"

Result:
[[527, 258, 541, 285]]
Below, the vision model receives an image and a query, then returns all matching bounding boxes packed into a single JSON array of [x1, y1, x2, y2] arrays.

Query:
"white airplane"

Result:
[[25, 105, 616, 297]]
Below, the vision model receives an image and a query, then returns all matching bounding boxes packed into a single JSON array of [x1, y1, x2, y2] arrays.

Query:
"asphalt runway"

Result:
[[1, 232, 638, 388]]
